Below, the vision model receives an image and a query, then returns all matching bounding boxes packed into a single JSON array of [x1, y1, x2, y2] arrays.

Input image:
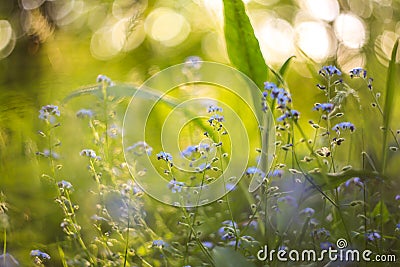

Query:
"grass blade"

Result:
[[382, 38, 400, 174], [222, 0, 269, 89]]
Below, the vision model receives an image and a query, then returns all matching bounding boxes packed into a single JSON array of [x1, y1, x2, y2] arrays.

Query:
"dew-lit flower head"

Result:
[[332, 122, 355, 133], [319, 65, 342, 77], [349, 67, 367, 79], [39, 104, 60, 122]]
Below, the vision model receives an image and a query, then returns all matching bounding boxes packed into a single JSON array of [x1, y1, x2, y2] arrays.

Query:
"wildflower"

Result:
[[156, 151, 172, 162], [332, 122, 355, 133], [300, 207, 315, 217], [277, 110, 300, 122], [225, 183, 236, 191], [57, 180, 73, 191], [218, 220, 238, 240], [208, 105, 223, 113], [96, 74, 114, 86], [311, 228, 330, 239], [168, 178, 184, 193], [264, 81, 278, 91], [313, 103, 334, 113], [152, 240, 166, 248], [80, 149, 99, 159], [395, 223, 400, 231], [37, 149, 60, 159], [126, 141, 153, 156], [349, 67, 367, 79], [365, 231, 381, 241], [39, 104, 60, 122], [268, 169, 284, 178], [202, 241, 214, 249], [319, 65, 342, 77], [320, 241, 334, 250], [30, 250, 50, 260], [76, 109, 93, 118], [183, 56, 202, 70], [181, 145, 198, 157], [197, 162, 211, 172], [396, 195, 400, 201], [208, 114, 224, 124], [107, 124, 120, 138], [278, 245, 288, 251], [344, 177, 363, 188]]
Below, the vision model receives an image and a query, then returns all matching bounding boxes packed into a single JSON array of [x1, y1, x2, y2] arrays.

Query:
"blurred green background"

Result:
[[1, 0, 400, 265]]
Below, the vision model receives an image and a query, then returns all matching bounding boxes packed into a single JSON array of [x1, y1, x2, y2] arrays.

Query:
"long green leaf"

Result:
[[382, 38, 400, 174], [222, 0, 269, 89]]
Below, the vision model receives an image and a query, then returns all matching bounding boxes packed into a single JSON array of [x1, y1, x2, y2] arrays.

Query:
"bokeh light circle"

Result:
[[123, 61, 275, 207]]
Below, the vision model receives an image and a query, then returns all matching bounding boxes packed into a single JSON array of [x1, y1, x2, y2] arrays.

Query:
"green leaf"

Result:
[[371, 200, 390, 224], [212, 247, 256, 267], [382, 38, 400, 174], [222, 0, 269, 89]]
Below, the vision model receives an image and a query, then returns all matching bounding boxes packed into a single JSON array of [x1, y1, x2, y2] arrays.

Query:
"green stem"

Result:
[[3, 228, 6, 266]]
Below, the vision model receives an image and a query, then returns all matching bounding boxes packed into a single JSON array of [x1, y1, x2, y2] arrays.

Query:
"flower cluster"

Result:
[[39, 104, 60, 122], [319, 65, 342, 77], [277, 109, 300, 122], [262, 82, 292, 109], [96, 74, 115, 86], [80, 149, 100, 160], [168, 178, 185, 193], [313, 103, 334, 113], [157, 151, 173, 162], [332, 122, 355, 133], [349, 67, 367, 79], [126, 141, 153, 156], [76, 109, 94, 119]]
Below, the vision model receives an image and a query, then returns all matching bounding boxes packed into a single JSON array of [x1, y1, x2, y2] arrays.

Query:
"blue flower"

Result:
[[218, 220, 238, 240], [277, 110, 300, 122], [202, 241, 214, 249], [30, 250, 50, 260], [168, 179, 184, 193], [349, 67, 367, 78], [396, 195, 400, 201], [183, 56, 202, 70], [76, 109, 94, 118], [96, 74, 115, 86], [80, 149, 99, 159], [365, 231, 381, 241], [268, 169, 284, 178], [277, 195, 297, 207], [300, 207, 315, 217], [245, 167, 266, 178], [395, 223, 400, 231], [57, 180, 73, 191], [157, 151, 173, 162], [39, 104, 60, 122], [313, 103, 334, 113], [332, 122, 355, 133], [319, 65, 342, 77], [208, 114, 224, 124], [126, 141, 153, 156], [264, 81, 278, 91], [344, 177, 363, 188], [208, 105, 223, 113], [181, 145, 198, 157], [311, 228, 330, 239], [152, 240, 166, 247]]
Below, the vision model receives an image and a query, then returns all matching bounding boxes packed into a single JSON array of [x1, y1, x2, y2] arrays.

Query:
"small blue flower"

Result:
[[39, 104, 60, 122], [319, 65, 342, 77], [157, 151, 173, 162], [264, 81, 278, 91], [183, 56, 202, 70], [76, 109, 94, 118], [202, 241, 214, 249], [396, 195, 400, 201], [300, 207, 315, 217], [97, 74, 115, 86], [152, 240, 166, 247], [395, 223, 400, 231], [181, 145, 198, 157], [365, 231, 381, 241], [268, 169, 284, 178], [168, 178, 184, 193], [311, 228, 330, 239], [344, 177, 363, 188], [349, 67, 367, 79], [313, 103, 334, 113], [278, 245, 288, 251], [208, 105, 223, 113], [57, 180, 73, 191], [30, 249, 50, 260], [208, 114, 224, 124], [80, 149, 99, 159], [126, 141, 153, 156], [332, 122, 355, 133], [225, 183, 236, 191]]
